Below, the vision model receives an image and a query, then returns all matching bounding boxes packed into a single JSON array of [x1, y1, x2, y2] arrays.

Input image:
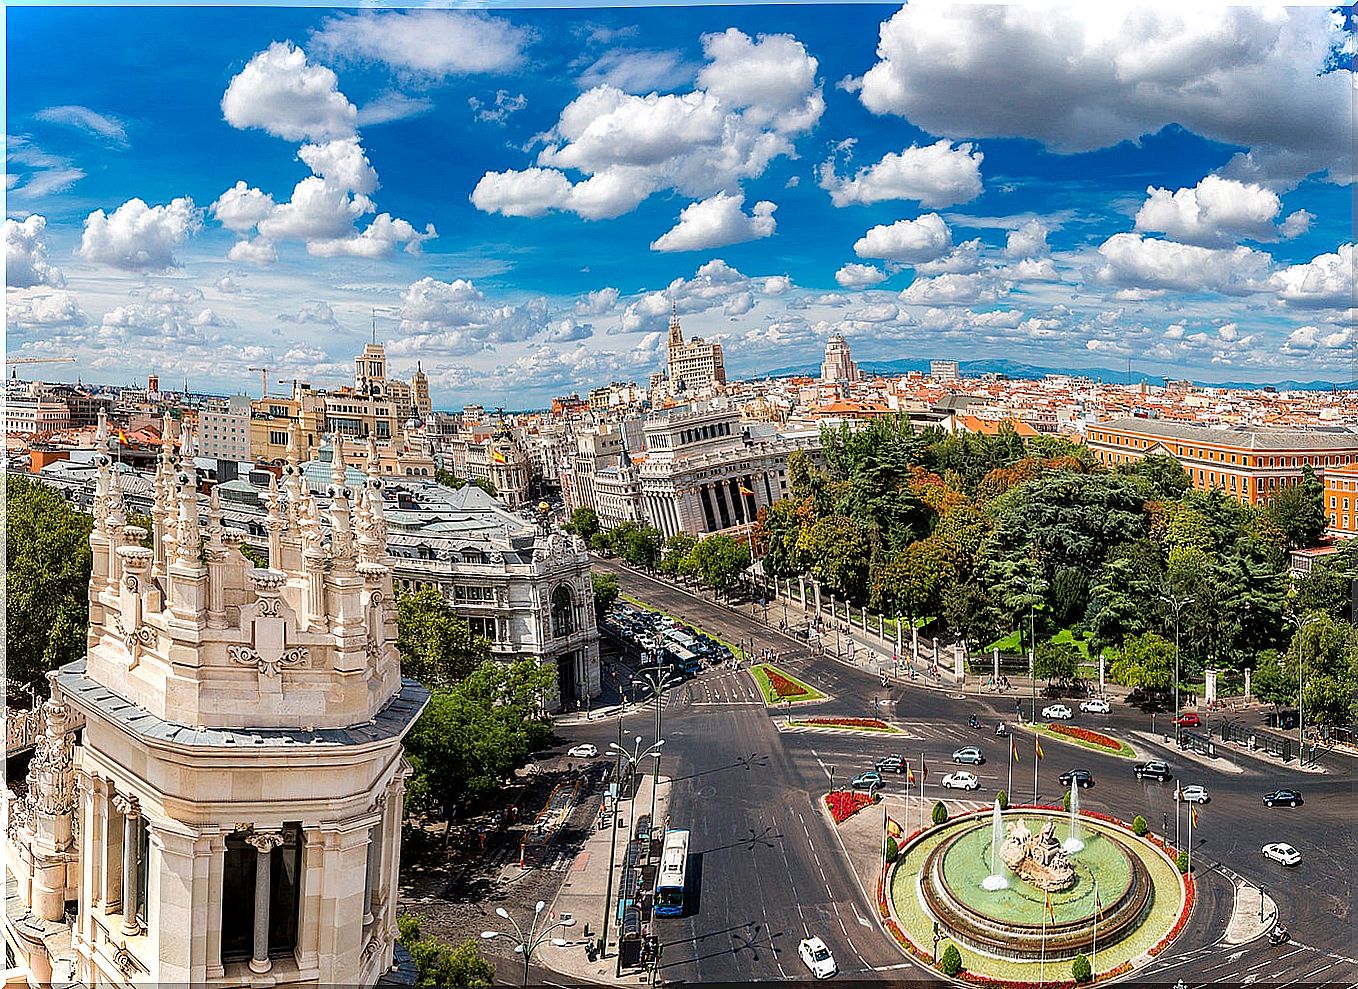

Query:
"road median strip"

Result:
[[748, 661, 827, 705], [1016, 719, 1137, 758]]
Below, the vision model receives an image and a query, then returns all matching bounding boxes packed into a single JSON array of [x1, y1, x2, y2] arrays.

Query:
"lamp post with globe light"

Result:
[[1284, 612, 1317, 766], [609, 734, 666, 855], [633, 662, 682, 844], [1160, 591, 1194, 741], [482, 901, 571, 988]]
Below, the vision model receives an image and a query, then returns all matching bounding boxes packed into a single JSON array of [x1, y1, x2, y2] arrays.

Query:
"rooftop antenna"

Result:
[[372, 308, 377, 345]]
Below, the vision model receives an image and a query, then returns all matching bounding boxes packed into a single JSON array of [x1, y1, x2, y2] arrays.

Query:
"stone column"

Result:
[[114, 794, 141, 936], [994, 648, 1000, 682], [896, 619, 903, 659], [1099, 655, 1107, 695], [1204, 668, 1218, 706], [363, 820, 380, 927], [246, 830, 286, 974], [911, 626, 918, 661], [206, 833, 227, 978]]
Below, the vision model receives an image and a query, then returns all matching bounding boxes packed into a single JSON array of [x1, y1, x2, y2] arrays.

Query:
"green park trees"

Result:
[[396, 588, 492, 688], [6, 475, 94, 688], [591, 571, 620, 620], [1108, 633, 1175, 692], [1267, 464, 1326, 550]]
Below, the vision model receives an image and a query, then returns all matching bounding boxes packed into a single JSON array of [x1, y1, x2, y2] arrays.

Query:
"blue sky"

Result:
[[6, 3, 1354, 408]]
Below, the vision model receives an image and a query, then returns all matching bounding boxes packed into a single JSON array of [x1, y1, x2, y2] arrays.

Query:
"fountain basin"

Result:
[[918, 812, 1152, 962]]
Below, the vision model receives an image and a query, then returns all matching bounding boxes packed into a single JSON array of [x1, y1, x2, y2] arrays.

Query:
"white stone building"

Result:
[[195, 394, 253, 461], [3, 413, 427, 987], [819, 333, 860, 385]]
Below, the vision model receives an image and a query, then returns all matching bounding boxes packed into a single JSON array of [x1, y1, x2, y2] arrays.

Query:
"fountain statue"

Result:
[[1064, 783, 1085, 853], [981, 798, 1010, 891], [1000, 819, 1076, 891]]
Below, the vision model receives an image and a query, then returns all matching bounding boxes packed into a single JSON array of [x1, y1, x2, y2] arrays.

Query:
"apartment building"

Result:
[[196, 394, 253, 460], [1087, 417, 1358, 505]]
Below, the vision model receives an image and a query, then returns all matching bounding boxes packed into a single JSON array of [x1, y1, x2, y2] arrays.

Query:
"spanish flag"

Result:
[[117, 428, 130, 445], [887, 817, 903, 839], [1045, 891, 1055, 924], [739, 484, 754, 496], [491, 449, 507, 464], [1191, 807, 1200, 828], [1011, 737, 1019, 762], [906, 766, 916, 785], [1035, 737, 1044, 761]]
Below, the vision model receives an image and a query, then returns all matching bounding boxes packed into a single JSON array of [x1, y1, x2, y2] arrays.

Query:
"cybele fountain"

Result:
[[1063, 782, 1085, 853], [981, 798, 1009, 891]]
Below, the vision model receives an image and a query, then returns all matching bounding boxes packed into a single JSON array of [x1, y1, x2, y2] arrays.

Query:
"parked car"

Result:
[[798, 937, 838, 979], [1079, 698, 1111, 714], [851, 771, 884, 790], [1173, 711, 1201, 727], [1263, 789, 1303, 808], [941, 771, 980, 791], [1262, 842, 1301, 866], [1176, 785, 1210, 804], [567, 744, 598, 758], [952, 746, 985, 765], [874, 754, 905, 773], [1134, 761, 1172, 781], [1042, 704, 1073, 720], [1058, 769, 1095, 788]]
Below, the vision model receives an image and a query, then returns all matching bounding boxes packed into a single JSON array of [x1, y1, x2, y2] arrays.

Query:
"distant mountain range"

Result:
[[758, 357, 1355, 392]]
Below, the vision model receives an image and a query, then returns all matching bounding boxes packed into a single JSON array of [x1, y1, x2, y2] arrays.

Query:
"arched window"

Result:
[[551, 585, 575, 638]]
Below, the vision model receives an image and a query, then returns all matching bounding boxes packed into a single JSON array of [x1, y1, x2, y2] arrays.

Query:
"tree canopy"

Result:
[[6, 475, 93, 688], [396, 587, 492, 688]]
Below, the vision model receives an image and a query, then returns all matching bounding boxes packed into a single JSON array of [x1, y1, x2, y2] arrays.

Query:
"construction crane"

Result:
[[8, 356, 76, 379], [247, 366, 269, 398]]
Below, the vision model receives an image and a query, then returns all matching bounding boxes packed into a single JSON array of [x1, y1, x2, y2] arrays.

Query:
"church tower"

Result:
[[4, 412, 427, 987]]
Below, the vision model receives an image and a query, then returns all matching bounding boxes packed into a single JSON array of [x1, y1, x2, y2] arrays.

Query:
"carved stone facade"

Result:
[[4, 412, 429, 988]]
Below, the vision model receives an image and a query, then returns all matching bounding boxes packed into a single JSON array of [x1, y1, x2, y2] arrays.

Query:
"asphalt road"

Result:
[[558, 562, 1358, 986]]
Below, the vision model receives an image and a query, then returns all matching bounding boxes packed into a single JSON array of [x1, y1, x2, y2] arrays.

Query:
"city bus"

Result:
[[653, 828, 690, 917]]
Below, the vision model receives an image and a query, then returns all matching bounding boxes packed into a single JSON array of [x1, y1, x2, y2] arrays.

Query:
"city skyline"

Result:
[[6, 3, 1354, 407]]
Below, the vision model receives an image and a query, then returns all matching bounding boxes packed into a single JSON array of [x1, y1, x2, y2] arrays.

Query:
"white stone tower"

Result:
[[4, 412, 427, 987]]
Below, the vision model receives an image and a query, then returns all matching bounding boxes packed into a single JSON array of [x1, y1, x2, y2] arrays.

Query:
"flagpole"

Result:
[[1033, 735, 1040, 803], [1040, 894, 1047, 989], [1092, 878, 1099, 973], [1008, 735, 1013, 797], [881, 792, 889, 880], [1188, 805, 1193, 875]]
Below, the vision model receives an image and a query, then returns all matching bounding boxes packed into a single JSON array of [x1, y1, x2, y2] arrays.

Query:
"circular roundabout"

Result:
[[886, 807, 1190, 983]]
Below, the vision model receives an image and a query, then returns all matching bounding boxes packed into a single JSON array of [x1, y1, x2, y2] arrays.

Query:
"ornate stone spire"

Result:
[[264, 472, 285, 566], [173, 456, 201, 569], [282, 422, 304, 527], [328, 435, 355, 568]]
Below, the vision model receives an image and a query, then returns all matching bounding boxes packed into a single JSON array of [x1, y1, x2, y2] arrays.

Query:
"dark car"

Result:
[[1058, 769, 1095, 788], [1263, 788, 1303, 808], [875, 754, 905, 773], [1134, 761, 1172, 782]]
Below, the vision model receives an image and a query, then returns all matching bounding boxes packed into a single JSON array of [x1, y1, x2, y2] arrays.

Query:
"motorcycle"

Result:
[[995, 723, 1009, 737], [1269, 927, 1289, 946], [968, 716, 980, 729]]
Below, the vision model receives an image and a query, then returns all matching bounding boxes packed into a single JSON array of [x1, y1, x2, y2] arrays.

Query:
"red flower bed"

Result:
[[1047, 722, 1124, 752], [803, 716, 893, 730], [824, 789, 874, 823], [765, 666, 811, 698]]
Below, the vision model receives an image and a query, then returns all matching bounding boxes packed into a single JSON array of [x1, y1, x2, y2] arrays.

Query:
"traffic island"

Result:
[[878, 807, 1191, 985], [1018, 721, 1138, 759], [781, 715, 902, 734], [749, 662, 827, 705]]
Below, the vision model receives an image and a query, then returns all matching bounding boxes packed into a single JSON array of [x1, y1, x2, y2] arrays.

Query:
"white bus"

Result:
[[653, 828, 690, 917]]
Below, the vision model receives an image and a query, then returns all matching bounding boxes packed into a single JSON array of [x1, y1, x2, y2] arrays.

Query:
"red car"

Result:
[[1173, 711, 1200, 727]]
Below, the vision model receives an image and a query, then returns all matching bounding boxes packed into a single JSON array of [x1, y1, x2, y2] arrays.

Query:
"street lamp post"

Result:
[[609, 734, 666, 860], [633, 662, 682, 843], [599, 716, 624, 957], [1160, 592, 1194, 741], [1284, 614, 1316, 765], [482, 901, 571, 988]]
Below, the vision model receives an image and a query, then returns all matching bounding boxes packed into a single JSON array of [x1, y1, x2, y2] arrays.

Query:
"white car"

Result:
[[567, 744, 598, 758], [1176, 785, 1210, 804], [1079, 698, 1110, 714], [1262, 842, 1301, 867], [941, 771, 980, 791], [1042, 704, 1073, 720], [798, 936, 837, 979]]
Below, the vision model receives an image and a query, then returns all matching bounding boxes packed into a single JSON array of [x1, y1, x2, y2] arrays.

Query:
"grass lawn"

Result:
[[986, 626, 1099, 660], [1020, 720, 1138, 759], [986, 629, 1022, 652], [749, 663, 827, 706]]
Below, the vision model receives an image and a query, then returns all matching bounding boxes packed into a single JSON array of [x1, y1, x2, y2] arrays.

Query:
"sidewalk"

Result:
[[536, 772, 672, 986]]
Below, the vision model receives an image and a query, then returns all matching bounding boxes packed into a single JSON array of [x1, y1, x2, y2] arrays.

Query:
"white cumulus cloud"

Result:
[[5, 215, 65, 288], [1270, 244, 1356, 309], [853, 213, 952, 265], [1004, 219, 1050, 259], [819, 140, 983, 209], [78, 196, 202, 271], [1134, 175, 1300, 246], [834, 263, 887, 289], [221, 41, 357, 143], [1095, 233, 1273, 296], [211, 181, 277, 232], [650, 192, 776, 252], [856, 5, 1353, 185]]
